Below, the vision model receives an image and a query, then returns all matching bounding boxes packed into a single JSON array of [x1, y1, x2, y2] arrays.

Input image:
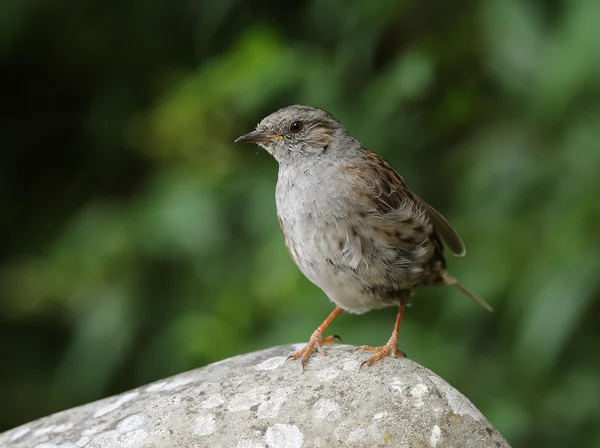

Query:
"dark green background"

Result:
[[1, 1, 599, 446]]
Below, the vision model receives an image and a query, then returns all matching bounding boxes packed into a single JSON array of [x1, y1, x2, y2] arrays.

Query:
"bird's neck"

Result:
[[279, 135, 362, 169], [276, 139, 365, 197]]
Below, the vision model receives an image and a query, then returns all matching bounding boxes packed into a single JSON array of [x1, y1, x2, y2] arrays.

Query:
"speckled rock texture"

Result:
[[0, 344, 509, 448]]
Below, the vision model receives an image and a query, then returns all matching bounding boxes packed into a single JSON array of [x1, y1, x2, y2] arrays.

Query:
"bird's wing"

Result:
[[411, 193, 466, 256], [353, 150, 466, 257]]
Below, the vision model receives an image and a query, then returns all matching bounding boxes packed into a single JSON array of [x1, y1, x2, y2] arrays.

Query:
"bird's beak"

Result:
[[234, 130, 283, 144]]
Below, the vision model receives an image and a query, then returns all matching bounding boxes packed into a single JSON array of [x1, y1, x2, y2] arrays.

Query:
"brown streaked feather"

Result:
[[350, 150, 491, 310], [412, 194, 466, 256], [345, 153, 430, 253], [359, 150, 466, 257]]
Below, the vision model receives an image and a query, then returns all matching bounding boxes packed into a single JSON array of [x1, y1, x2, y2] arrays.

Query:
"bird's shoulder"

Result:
[[339, 148, 420, 216]]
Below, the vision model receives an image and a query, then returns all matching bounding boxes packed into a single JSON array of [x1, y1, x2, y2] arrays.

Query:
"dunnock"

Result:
[[235, 105, 492, 368]]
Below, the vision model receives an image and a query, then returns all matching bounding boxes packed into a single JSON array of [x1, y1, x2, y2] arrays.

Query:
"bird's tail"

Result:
[[442, 274, 493, 312]]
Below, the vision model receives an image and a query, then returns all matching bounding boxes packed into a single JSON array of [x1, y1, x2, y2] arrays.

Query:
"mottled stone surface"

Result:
[[0, 344, 510, 447]]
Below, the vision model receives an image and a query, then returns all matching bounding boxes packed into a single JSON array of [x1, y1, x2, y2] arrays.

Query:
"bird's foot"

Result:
[[355, 343, 406, 368], [288, 331, 342, 369]]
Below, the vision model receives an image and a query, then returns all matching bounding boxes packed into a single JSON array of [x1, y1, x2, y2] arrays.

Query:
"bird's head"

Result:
[[234, 105, 348, 163]]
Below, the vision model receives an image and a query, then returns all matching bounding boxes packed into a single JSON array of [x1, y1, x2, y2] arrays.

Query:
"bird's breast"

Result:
[[276, 165, 352, 275]]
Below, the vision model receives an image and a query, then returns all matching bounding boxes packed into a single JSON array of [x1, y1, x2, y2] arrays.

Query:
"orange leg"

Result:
[[288, 306, 343, 368], [356, 300, 407, 368]]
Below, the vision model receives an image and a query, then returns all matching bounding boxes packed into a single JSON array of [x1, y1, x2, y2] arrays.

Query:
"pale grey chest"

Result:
[[275, 164, 346, 283]]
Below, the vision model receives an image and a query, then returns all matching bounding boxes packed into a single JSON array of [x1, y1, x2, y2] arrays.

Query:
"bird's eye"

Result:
[[289, 121, 303, 133]]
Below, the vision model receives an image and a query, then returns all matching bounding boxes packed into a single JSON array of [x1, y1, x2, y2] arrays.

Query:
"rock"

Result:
[[0, 344, 510, 447]]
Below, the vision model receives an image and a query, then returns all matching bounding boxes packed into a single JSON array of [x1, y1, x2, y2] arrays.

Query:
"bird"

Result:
[[235, 105, 492, 368]]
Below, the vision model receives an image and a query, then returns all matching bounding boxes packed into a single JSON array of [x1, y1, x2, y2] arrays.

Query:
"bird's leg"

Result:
[[288, 306, 343, 368], [356, 300, 407, 368]]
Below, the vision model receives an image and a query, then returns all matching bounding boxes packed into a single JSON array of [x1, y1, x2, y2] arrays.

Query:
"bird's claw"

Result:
[[357, 344, 406, 369], [287, 332, 342, 369]]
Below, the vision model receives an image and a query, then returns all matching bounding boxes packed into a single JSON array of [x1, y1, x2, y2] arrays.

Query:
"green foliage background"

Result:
[[1, 0, 599, 446]]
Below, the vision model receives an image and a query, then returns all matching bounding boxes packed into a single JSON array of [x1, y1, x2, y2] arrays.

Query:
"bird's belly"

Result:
[[305, 260, 399, 314], [283, 220, 422, 314]]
